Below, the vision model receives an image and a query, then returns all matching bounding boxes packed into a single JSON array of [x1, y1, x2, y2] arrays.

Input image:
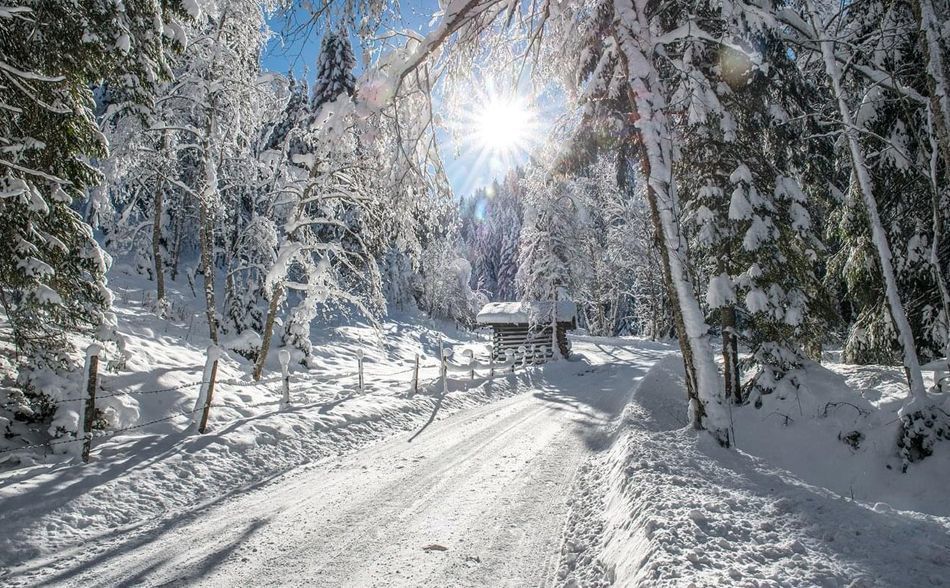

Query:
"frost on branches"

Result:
[[0, 0, 183, 444]]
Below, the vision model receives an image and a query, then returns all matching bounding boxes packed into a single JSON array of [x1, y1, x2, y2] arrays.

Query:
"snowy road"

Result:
[[12, 339, 669, 587]]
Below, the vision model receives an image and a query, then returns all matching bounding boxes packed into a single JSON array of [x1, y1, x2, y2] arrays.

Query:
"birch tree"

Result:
[[803, 0, 938, 466]]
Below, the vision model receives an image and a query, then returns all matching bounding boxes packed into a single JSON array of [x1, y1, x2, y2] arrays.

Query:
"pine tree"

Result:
[[256, 29, 382, 373], [801, 0, 949, 466], [0, 1, 184, 418], [671, 14, 832, 406], [265, 73, 311, 153], [467, 171, 524, 301], [312, 31, 357, 111]]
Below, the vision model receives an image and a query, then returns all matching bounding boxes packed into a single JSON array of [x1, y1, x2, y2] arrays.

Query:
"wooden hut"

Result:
[[476, 301, 577, 363]]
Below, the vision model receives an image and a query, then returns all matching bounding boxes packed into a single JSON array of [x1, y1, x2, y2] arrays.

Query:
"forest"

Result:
[[4, 0, 947, 464], [2, 1, 950, 584]]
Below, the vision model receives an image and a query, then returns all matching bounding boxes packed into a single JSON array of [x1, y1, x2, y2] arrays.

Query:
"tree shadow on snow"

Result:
[[0, 432, 191, 557], [9, 478, 280, 587], [528, 349, 670, 451], [112, 517, 269, 588], [626, 356, 950, 586], [408, 392, 444, 443], [691, 437, 950, 586]]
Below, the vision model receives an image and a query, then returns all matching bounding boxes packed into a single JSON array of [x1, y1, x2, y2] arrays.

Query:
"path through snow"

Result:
[[2, 339, 671, 587]]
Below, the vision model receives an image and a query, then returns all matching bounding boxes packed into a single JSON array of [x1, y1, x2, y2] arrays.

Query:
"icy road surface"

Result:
[[16, 339, 670, 587]]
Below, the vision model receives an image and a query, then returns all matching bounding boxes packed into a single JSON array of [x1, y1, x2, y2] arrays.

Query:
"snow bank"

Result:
[[558, 356, 950, 587]]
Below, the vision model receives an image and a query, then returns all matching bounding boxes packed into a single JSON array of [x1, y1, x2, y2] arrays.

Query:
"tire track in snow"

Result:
[[9, 340, 665, 587]]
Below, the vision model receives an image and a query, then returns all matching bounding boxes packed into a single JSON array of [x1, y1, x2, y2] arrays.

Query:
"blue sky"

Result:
[[260, 2, 533, 199]]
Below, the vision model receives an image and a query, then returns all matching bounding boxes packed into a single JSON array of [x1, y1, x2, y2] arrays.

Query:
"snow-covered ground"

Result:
[[0, 333, 670, 586], [0, 270, 520, 573], [559, 353, 950, 587], [3, 272, 948, 586]]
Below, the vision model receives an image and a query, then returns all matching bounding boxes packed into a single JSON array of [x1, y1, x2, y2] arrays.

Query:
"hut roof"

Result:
[[476, 301, 577, 325]]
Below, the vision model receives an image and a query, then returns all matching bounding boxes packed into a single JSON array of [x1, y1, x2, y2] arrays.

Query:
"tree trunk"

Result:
[[551, 288, 560, 360], [612, 6, 731, 443], [169, 205, 184, 282], [617, 61, 729, 443], [929, 166, 950, 366], [911, 0, 950, 366], [153, 186, 165, 308], [721, 305, 741, 404], [807, 2, 926, 403], [253, 283, 283, 381], [199, 197, 218, 344], [639, 159, 699, 408], [912, 0, 950, 169], [153, 131, 170, 314], [254, 153, 321, 380]]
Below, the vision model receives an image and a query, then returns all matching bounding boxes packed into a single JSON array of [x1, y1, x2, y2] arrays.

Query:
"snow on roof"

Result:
[[476, 301, 577, 325]]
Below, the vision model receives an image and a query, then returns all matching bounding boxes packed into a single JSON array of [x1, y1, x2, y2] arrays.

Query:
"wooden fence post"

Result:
[[441, 348, 450, 396], [357, 348, 364, 394], [193, 345, 220, 434], [81, 344, 101, 463], [462, 349, 474, 381], [278, 348, 291, 408], [411, 353, 419, 397]]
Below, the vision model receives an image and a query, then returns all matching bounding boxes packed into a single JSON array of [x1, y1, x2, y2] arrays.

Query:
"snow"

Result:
[[0, 331, 661, 585], [32, 284, 63, 306], [729, 163, 753, 184], [705, 273, 735, 308], [728, 186, 753, 220], [475, 300, 577, 324], [559, 354, 950, 587], [2, 277, 948, 587], [222, 329, 262, 357], [744, 288, 769, 314]]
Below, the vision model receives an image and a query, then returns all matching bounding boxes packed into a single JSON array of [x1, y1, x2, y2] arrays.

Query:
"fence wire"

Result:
[[2, 344, 545, 459], [0, 405, 211, 456]]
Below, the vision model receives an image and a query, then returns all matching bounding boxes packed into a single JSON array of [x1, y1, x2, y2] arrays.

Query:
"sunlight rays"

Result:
[[472, 94, 537, 156], [446, 86, 546, 197]]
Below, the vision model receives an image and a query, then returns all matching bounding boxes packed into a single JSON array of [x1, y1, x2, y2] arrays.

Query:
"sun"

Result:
[[446, 86, 545, 194], [472, 95, 537, 157]]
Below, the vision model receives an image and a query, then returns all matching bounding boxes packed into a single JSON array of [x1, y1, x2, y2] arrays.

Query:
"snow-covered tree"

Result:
[[666, 14, 832, 406], [416, 238, 486, 326], [0, 0, 184, 424], [465, 170, 523, 301], [799, 0, 949, 466], [264, 73, 311, 153], [97, 1, 273, 342], [256, 30, 383, 372], [517, 167, 590, 357], [312, 31, 357, 111]]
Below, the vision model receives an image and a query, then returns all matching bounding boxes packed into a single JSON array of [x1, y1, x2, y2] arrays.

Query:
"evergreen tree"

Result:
[[265, 73, 311, 153], [824, 0, 949, 367], [256, 29, 384, 372], [674, 16, 832, 406], [517, 172, 590, 357], [312, 31, 357, 111], [0, 1, 184, 414], [467, 170, 524, 301]]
